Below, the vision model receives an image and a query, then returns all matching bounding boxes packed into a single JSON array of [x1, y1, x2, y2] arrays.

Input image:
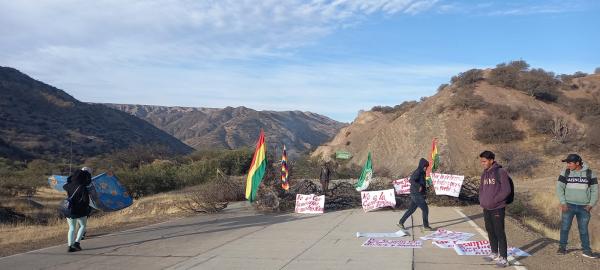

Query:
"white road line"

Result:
[[453, 208, 528, 270]]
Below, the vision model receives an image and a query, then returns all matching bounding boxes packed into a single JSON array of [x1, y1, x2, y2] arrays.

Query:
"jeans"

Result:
[[67, 217, 87, 246], [399, 194, 429, 227], [559, 203, 591, 252], [484, 208, 507, 258]]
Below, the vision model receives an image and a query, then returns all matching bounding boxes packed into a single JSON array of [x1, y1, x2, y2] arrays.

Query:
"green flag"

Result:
[[355, 152, 373, 191]]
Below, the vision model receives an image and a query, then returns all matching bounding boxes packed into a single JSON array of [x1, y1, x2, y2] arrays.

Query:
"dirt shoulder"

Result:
[[0, 211, 194, 257], [460, 205, 599, 269]]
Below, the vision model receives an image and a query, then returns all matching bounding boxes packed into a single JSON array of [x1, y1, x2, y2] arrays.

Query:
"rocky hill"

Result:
[[0, 67, 193, 161], [104, 104, 347, 157], [313, 62, 600, 179]]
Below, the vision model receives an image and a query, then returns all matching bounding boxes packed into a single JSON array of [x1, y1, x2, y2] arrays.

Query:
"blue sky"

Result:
[[1, 0, 599, 122]]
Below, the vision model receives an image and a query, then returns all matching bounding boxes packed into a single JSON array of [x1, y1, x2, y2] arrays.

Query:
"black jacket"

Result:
[[409, 158, 429, 195], [320, 166, 330, 181], [63, 170, 92, 218]]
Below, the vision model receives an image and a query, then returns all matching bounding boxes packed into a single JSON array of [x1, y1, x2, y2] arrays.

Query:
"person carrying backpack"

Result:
[[479, 151, 513, 268], [62, 168, 92, 252], [556, 154, 598, 258]]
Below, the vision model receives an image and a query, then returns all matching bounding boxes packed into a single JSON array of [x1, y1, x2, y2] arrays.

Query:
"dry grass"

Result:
[[514, 190, 600, 250], [0, 188, 195, 253]]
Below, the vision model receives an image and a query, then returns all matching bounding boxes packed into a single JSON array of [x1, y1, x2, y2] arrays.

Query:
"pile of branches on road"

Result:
[[395, 177, 480, 208], [254, 176, 480, 213]]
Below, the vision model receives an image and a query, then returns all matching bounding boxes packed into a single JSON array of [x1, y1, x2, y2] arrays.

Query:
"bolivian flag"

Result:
[[245, 129, 267, 202], [426, 138, 440, 186]]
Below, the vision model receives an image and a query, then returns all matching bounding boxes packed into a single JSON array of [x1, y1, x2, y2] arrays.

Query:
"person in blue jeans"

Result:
[[397, 158, 434, 232], [556, 154, 598, 258]]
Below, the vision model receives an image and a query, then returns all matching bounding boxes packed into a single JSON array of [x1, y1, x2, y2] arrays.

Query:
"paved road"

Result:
[[0, 203, 526, 270]]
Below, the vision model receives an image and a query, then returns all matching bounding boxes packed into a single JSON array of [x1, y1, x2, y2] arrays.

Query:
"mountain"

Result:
[[0, 67, 193, 161], [104, 104, 347, 157], [312, 63, 600, 179]]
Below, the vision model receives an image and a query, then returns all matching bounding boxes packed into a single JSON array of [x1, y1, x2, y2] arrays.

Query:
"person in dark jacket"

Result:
[[320, 163, 331, 194], [63, 168, 92, 252], [479, 151, 511, 268], [397, 158, 433, 231]]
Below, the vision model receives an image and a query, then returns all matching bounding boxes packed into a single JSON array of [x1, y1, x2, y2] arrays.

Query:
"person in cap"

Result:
[[556, 154, 598, 258]]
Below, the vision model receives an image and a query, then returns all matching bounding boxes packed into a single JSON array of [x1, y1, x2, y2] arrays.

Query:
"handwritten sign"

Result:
[[392, 177, 411, 195], [420, 229, 475, 242], [362, 238, 422, 248], [356, 230, 407, 238], [453, 240, 531, 257], [295, 194, 325, 214], [432, 240, 457, 249], [361, 189, 396, 212], [431, 173, 464, 197]]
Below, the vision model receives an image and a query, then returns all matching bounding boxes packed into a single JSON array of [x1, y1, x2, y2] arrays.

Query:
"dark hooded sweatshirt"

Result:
[[410, 158, 430, 195], [479, 162, 511, 210], [63, 170, 92, 218]]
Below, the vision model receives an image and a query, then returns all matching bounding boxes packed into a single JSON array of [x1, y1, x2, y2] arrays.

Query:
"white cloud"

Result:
[[0, 0, 438, 65], [0, 0, 446, 122]]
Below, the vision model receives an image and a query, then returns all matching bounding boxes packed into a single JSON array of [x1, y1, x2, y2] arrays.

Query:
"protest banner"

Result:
[[392, 177, 410, 195], [431, 173, 465, 197], [453, 240, 531, 257], [420, 229, 475, 242], [356, 230, 407, 238], [361, 189, 396, 212], [432, 240, 457, 249], [294, 194, 325, 214], [362, 238, 422, 248]]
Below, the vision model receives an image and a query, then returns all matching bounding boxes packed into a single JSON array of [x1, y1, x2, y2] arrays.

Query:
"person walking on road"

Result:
[[398, 158, 434, 232], [63, 168, 92, 252], [556, 154, 598, 258]]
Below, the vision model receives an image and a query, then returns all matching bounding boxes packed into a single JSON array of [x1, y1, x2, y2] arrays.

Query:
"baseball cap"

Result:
[[561, 154, 582, 163]]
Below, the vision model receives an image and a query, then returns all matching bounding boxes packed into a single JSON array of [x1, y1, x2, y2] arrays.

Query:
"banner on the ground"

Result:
[[392, 177, 411, 195], [295, 194, 325, 214], [453, 240, 531, 257], [362, 238, 422, 248], [361, 189, 396, 212], [356, 230, 407, 238], [432, 240, 458, 249], [420, 229, 475, 242], [431, 173, 464, 197]]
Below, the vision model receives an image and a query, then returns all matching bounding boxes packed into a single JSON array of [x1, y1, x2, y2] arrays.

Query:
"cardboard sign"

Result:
[[420, 229, 475, 242], [453, 240, 531, 257], [431, 173, 465, 197], [356, 230, 407, 238], [392, 177, 411, 195], [362, 238, 422, 248], [361, 189, 396, 212], [294, 194, 325, 214]]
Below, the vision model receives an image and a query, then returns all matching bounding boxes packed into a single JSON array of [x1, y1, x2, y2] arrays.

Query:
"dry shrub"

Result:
[[180, 176, 244, 213], [495, 145, 541, 175], [473, 116, 524, 144], [448, 89, 488, 111], [451, 69, 484, 88], [483, 104, 519, 120]]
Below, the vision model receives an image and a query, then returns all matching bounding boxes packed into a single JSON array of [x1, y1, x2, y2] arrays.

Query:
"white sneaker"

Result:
[[495, 257, 509, 268], [483, 253, 498, 262]]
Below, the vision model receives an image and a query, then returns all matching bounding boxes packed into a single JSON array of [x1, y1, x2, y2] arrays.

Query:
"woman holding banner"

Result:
[[397, 158, 434, 231]]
